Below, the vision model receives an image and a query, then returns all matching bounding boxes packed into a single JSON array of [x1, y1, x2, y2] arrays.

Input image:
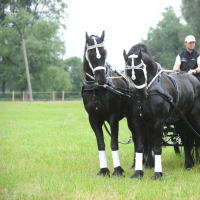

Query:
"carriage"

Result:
[[82, 31, 200, 179]]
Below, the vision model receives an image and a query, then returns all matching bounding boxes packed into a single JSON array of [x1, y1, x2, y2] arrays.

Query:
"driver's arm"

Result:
[[173, 55, 180, 72]]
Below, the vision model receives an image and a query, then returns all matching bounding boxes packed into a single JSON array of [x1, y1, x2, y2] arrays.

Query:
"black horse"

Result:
[[123, 44, 200, 179], [82, 31, 136, 177]]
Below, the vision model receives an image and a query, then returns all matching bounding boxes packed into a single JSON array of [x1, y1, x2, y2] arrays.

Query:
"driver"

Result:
[[173, 35, 200, 81]]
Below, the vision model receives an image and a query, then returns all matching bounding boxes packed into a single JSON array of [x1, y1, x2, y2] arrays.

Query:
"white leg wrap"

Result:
[[99, 151, 107, 168], [112, 150, 120, 168], [135, 152, 143, 170], [154, 155, 162, 172]]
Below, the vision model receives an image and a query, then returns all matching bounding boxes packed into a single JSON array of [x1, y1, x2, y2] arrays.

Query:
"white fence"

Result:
[[0, 91, 82, 103]]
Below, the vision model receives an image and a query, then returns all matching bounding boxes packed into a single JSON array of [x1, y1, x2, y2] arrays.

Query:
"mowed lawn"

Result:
[[1, 102, 200, 199]]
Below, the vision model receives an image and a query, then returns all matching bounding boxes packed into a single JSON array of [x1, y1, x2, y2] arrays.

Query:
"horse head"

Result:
[[83, 31, 107, 85], [123, 48, 148, 99]]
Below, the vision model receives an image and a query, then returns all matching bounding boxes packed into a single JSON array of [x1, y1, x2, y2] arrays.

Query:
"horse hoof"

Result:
[[112, 166, 125, 177], [97, 168, 110, 177], [130, 170, 144, 179], [151, 172, 162, 180]]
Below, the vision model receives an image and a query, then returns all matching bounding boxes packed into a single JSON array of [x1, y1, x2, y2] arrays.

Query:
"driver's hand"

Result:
[[188, 69, 196, 74], [173, 65, 180, 72]]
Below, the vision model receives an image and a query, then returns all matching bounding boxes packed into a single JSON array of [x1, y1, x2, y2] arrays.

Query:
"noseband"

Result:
[[125, 54, 147, 89], [85, 37, 106, 80]]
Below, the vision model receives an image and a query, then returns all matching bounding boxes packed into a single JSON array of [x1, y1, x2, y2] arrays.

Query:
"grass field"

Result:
[[1, 102, 200, 199]]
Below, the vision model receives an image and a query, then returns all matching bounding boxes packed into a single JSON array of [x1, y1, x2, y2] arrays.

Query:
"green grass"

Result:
[[1, 102, 200, 199]]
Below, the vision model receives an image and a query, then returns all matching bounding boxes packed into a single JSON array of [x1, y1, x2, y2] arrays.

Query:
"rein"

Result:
[[90, 82, 132, 145], [125, 53, 174, 90], [103, 122, 132, 144], [86, 73, 123, 80], [124, 56, 200, 143], [137, 70, 200, 143], [147, 70, 174, 89]]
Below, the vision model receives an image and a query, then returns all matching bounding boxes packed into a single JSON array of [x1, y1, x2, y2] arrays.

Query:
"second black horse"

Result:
[[123, 44, 200, 179]]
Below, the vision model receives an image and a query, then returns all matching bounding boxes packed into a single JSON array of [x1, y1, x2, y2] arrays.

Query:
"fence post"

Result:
[[53, 91, 55, 102], [23, 91, 25, 102], [62, 91, 64, 106], [12, 91, 15, 105]]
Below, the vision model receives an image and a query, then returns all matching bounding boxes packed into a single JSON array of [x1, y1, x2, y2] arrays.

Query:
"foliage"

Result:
[[181, 0, 200, 49], [39, 65, 72, 91], [0, 0, 10, 23], [142, 7, 188, 70], [1, 102, 200, 199], [0, 8, 69, 92], [63, 57, 83, 92], [0, 0, 68, 29], [0, 0, 70, 93]]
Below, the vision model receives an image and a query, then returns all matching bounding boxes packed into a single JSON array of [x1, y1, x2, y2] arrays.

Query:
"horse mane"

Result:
[[82, 42, 88, 79], [128, 44, 155, 66]]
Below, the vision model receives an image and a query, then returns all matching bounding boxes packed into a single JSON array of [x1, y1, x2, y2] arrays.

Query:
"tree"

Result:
[[181, 0, 200, 48], [142, 7, 188, 70], [0, 8, 68, 92], [39, 65, 72, 91], [63, 57, 83, 92], [0, 0, 69, 93]]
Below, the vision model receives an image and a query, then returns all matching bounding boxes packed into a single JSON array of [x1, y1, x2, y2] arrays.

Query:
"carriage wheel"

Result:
[[172, 136, 182, 154], [163, 126, 182, 155]]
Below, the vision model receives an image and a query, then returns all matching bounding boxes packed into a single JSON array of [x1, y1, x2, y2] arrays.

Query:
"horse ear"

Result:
[[123, 50, 128, 62], [86, 32, 90, 44], [100, 30, 105, 41]]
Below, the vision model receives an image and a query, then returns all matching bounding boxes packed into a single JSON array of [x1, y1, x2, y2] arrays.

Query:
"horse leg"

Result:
[[151, 123, 164, 180], [89, 116, 110, 177], [145, 126, 154, 169], [174, 120, 194, 169], [145, 139, 154, 168], [130, 119, 145, 179], [184, 109, 200, 167], [126, 116, 137, 168], [109, 116, 125, 177], [126, 116, 148, 169]]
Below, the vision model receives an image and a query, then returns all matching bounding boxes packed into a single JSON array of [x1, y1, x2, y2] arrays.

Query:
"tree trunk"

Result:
[[2, 79, 6, 94]]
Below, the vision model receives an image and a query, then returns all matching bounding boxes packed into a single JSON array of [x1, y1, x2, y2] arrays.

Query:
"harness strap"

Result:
[[168, 98, 200, 140], [92, 87, 132, 145], [137, 78, 200, 145], [93, 89, 99, 111], [165, 75, 179, 124], [137, 100, 155, 145], [85, 38, 106, 77], [148, 91, 200, 141], [93, 66, 106, 72], [147, 70, 174, 89]]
